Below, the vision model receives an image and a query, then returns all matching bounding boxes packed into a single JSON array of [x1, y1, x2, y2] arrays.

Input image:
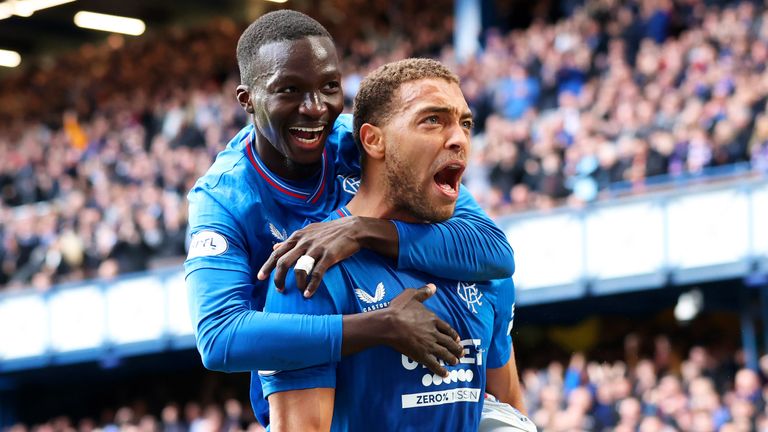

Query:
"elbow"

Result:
[[194, 321, 231, 372], [487, 244, 515, 279], [197, 339, 228, 372]]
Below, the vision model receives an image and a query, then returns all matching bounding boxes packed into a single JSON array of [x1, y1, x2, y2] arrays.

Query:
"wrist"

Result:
[[352, 216, 399, 258]]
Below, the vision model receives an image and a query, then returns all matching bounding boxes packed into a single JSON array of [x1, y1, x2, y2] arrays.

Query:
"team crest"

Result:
[[340, 175, 360, 195], [268, 222, 287, 242], [456, 282, 483, 314]]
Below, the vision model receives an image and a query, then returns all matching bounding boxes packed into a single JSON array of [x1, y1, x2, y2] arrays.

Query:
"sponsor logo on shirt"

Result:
[[268, 222, 287, 242], [401, 338, 484, 396], [456, 282, 483, 314], [188, 231, 228, 259], [355, 282, 389, 312], [401, 388, 481, 409]]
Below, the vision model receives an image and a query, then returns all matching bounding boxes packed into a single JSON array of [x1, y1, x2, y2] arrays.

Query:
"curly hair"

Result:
[[236, 10, 332, 87], [352, 58, 459, 150]]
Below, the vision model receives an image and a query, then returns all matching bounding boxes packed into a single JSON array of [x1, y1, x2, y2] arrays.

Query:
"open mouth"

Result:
[[288, 125, 325, 147], [433, 162, 465, 197]]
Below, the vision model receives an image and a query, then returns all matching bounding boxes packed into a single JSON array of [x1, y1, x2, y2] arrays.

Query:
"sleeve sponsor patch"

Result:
[[188, 231, 229, 259]]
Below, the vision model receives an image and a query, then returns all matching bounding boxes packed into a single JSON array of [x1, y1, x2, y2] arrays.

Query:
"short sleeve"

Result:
[[486, 278, 515, 369]]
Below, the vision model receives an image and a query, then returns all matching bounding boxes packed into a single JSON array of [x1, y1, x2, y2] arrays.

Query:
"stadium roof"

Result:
[[0, 0, 242, 60]]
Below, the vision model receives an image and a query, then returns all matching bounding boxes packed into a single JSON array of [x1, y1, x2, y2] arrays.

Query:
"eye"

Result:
[[278, 86, 298, 94], [323, 81, 341, 92], [424, 115, 440, 124], [462, 119, 474, 130]]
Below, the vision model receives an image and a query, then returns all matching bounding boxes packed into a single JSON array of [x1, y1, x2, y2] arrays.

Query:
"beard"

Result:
[[383, 147, 454, 223]]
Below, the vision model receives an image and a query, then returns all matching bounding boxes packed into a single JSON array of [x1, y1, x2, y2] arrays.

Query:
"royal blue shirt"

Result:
[[260, 207, 515, 432], [185, 114, 515, 425]]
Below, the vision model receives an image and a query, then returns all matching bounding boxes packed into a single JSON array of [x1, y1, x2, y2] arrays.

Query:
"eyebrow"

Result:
[[415, 105, 474, 120]]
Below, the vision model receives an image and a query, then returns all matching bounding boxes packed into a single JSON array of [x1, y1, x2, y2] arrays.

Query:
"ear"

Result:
[[236, 85, 254, 114], [359, 123, 385, 160]]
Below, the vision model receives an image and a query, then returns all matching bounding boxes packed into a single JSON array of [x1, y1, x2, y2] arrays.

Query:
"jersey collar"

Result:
[[244, 130, 329, 205]]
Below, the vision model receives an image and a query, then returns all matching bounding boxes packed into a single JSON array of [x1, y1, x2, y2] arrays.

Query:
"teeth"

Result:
[[290, 126, 324, 133], [294, 136, 321, 144]]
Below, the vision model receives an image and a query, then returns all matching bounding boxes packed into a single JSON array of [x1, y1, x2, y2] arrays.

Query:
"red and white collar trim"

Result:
[[244, 130, 328, 204]]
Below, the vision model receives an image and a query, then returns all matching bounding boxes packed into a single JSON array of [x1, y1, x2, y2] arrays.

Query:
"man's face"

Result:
[[242, 36, 343, 165], [379, 78, 472, 222]]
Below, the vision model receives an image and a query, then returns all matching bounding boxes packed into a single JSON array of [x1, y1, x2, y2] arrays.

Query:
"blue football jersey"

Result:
[[185, 114, 515, 427], [260, 207, 515, 432]]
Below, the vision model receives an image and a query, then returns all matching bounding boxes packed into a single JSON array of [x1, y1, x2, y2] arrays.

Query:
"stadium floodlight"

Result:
[[11, 0, 76, 17], [73, 11, 145, 36], [0, 49, 21, 67], [674, 289, 703, 323]]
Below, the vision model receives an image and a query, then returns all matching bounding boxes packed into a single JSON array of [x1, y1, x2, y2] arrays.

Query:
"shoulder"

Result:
[[188, 126, 266, 221]]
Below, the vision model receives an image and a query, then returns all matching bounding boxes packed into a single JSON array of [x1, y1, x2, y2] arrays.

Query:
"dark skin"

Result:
[[236, 36, 461, 376]]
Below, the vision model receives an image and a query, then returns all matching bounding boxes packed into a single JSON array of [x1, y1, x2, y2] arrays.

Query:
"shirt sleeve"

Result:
[[259, 271, 343, 398], [185, 187, 343, 372], [486, 278, 516, 369], [393, 187, 516, 280]]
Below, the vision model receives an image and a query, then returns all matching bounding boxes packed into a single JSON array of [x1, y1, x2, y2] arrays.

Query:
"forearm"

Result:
[[486, 347, 527, 414], [395, 219, 515, 280], [353, 216, 399, 259], [340, 308, 392, 356], [269, 388, 334, 432], [189, 269, 342, 372]]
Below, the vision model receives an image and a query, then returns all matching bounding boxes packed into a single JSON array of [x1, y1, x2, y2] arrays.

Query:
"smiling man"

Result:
[[260, 58, 521, 432], [185, 10, 518, 429]]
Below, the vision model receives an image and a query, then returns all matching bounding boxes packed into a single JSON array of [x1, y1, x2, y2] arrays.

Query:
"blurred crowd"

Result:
[[523, 335, 768, 431], [2, 0, 768, 290], [5, 334, 768, 432], [3, 399, 265, 432]]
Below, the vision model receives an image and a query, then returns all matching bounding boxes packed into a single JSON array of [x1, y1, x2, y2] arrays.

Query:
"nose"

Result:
[[444, 121, 470, 153], [299, 91, 328, 118]]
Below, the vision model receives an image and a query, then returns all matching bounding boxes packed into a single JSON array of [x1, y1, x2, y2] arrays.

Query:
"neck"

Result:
[[253, 130, 322, 181], [345, 174, 422, 223]]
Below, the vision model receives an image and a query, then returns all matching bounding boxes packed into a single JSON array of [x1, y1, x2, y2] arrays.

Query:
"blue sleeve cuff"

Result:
[[260, 363, 337, 399], [329, 313, 343, 363]]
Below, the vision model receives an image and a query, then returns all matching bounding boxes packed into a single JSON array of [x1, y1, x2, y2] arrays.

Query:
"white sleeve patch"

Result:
[[188, 230, 229, 259]]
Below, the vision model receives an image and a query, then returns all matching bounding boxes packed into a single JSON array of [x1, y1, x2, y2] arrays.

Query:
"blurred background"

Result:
[[0, 0, 767, 430]]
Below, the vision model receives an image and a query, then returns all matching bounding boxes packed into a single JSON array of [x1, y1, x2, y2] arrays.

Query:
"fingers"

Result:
[[411, 283, 437, 303], [295, 268, 308, 291], [435, 332, 462, 363], [421, 354, 449, 378], [436, 318, 461, 344], [272, 248, 309, 290], [431, 344, 459, 369], [258, 241, 293, 281], [303, 258, 332, 298]]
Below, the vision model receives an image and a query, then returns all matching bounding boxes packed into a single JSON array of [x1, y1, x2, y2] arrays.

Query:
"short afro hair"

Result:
[[353, 58, 460, 151], [237, 10, 332, 87]]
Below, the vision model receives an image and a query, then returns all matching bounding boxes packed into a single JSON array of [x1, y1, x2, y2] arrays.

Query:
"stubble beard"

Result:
[[384, 148, 453, 223]]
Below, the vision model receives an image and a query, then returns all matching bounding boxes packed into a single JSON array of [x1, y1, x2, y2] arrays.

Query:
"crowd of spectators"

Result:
[[522, 335, 768, 431], [2, 0, 768, 290], [3, 398, 266, 432], [4, 333, 768, 432]]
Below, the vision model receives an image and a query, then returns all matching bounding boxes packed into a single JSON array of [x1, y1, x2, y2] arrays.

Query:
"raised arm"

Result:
[[187, 189, 462, 375], [259, 188, 513, 296]]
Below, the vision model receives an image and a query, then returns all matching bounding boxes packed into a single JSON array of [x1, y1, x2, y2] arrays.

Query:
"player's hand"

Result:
[[258, 218, 363, 297], [383, 284, 463, 377]]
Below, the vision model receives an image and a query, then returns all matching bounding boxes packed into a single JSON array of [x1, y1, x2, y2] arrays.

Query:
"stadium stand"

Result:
[[2, 0, 768, 430], [1, 0, 767, 290]]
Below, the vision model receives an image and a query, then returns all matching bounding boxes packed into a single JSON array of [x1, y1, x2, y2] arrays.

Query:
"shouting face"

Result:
[[380, 78, 473, 222]]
